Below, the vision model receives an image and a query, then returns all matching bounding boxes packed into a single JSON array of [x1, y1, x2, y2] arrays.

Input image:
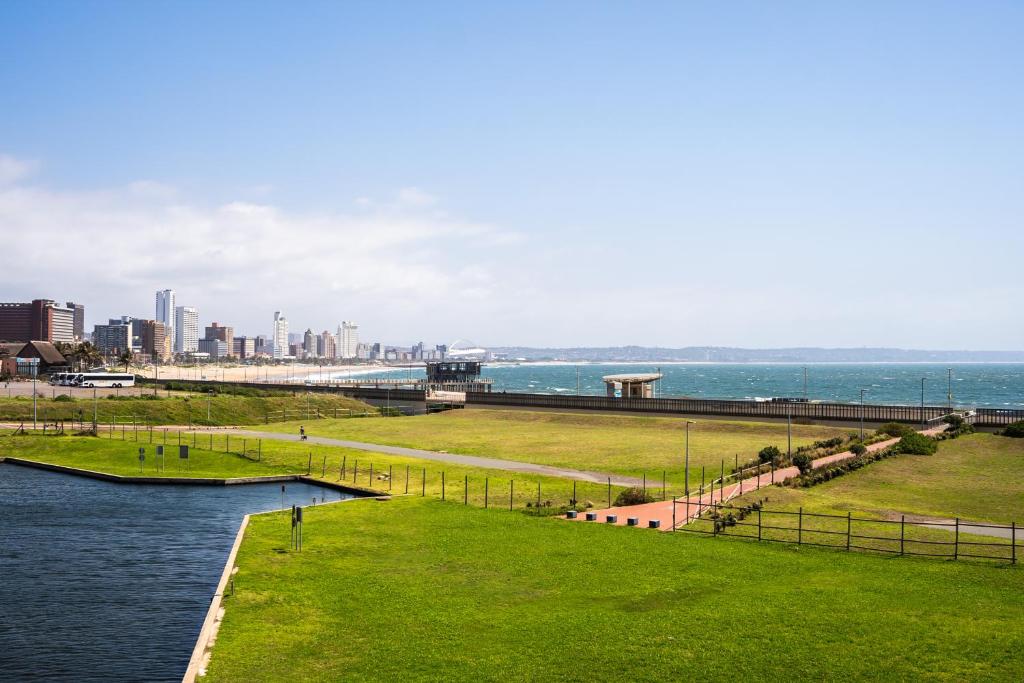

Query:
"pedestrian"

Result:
[[300, 424, 307, 441]]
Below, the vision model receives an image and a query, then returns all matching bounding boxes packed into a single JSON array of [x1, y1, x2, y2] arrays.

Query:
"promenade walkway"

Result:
[[572, 426, 948, 531]]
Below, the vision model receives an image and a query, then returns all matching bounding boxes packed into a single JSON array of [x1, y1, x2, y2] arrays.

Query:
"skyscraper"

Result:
[[174, 306, 199, 353], [65, 302, 85, 340], [155, 289, 175, 350], [337, 321, 359, 359], [272, 311, 288, 359]]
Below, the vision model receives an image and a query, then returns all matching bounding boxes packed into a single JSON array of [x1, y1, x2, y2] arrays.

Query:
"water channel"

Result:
[[0, 464, 358, 681]]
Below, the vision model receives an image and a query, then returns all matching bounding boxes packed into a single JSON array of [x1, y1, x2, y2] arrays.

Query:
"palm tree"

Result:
[[78, 342, 102, 371], [118, 350, 134, 373]]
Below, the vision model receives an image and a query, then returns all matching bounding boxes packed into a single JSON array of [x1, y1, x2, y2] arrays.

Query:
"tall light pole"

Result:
[[787, 413, 792, 457], [31, 359, 38, 431], [93, 386, 98, 431], [576, 366, 580, 396], [859, 389, 867, 440], [803, 366, 808, 401], [920, 377, 926, 428], [684, 420, 696, 502], [947, 368, 953, 412]]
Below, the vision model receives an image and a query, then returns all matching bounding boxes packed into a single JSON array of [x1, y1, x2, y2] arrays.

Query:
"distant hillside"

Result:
[[489, 346, 1024, 363]]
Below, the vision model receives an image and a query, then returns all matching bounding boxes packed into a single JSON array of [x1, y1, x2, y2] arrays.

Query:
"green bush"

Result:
[[758, 445, 782, 464], [792, 452, 814, 475], [850, 443, 867, 456], [53, 394, 74, 402], [877, 422, 914, 438], [1002, 421, 1024, 438], [942, 414, 965, 430], [896, 432, 938, 455], [613, 487, 655, 507]]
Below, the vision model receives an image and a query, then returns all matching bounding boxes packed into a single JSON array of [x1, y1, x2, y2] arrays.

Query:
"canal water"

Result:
[[0, 465, 357, 682]]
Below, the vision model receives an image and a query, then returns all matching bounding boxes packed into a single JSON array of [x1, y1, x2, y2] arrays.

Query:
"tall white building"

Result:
[[337, 321, 359, 359], [174, 306, 199, 353], [272, 311, 289, 359], [155, 289, 175, 349]]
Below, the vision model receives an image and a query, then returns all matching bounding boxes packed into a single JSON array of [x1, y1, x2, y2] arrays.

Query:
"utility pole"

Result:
[[947, 368, 953, 412], [31, 359, 38, 430], [859, 388, 867, 440], [921, 377, 926, 428], [803, 366, 808, 400]]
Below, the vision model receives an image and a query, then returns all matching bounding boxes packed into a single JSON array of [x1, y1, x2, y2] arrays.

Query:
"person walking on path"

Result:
[[299, 425, 307, 441]]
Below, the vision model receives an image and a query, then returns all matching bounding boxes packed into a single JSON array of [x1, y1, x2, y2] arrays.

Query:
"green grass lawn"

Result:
[[265, 409, 849, 484], [0, 392, 370, 427], [205, 496, 1024, 682], [0, 431, 632, 509], [733, 433, 1024, 525], [0, 431, 303, 478]]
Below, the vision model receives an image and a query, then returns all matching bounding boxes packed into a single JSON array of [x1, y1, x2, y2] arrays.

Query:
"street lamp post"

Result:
[[787, 413, 792, 457], [803, 366, 808, 401], [921, 377, 926, 428], [947, 368, 953, 412], [31, 360, 38, 431], [684, 420, 696, 504], [93, 386, 98, 431], [859, 389, 867, 440]]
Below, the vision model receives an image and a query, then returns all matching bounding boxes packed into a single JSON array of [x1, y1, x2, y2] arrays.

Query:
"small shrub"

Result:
[[758, 445, 782, 464], [897, 432, 938, 455], [942, 414, 965, 430], [877, 422, 914, 438], [53, 394, 74, 402], [613, 487, 655, 507], [850, 443, 867, 456], [1002, 421, 1024, 438], [792, 452, 814, 475]]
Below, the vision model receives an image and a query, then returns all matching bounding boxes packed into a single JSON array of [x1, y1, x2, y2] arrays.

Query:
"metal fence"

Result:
[[672, 500, 1018, 564], [467, 391, 967, 424]]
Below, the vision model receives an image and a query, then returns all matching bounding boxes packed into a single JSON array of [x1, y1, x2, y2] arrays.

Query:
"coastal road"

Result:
[[192, 428, 647, 487]]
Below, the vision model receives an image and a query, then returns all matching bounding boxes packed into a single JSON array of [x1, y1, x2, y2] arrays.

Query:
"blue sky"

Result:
[[1, 2, 1022, 348]]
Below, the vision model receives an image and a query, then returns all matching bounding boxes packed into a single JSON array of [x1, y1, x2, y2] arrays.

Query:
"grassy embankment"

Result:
[[266, 409, 850, 485], [0, 431, 632, 508], [0, 391, 370, 427], [204, 496, 1024, 682]]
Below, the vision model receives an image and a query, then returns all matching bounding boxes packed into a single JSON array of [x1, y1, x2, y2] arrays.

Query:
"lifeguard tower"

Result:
[[602, 372, 663, 398]]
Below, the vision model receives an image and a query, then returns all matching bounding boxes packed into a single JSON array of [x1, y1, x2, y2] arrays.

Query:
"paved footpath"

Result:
[[572, 426, 948, 531], [192, 428, 648, 487]]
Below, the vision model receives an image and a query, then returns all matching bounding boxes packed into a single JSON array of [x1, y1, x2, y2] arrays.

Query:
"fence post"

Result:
[[900, 515, 905, 556], [771, 460, 774, 484], [572, 480, 576, 505], [757, 508, 762, 541], [354, 460, 358, 483], [341, 455, 346, 480], [389, 465, 393, 491], [1012, 521, 1017, 565], [441, 471, 445, 500], [307, 453, 311, 475], [798, 507, 803, 546], [405, 465, 410, 494], [369, 463, 374, 485], [485, 478, 489, 508], [607, 477, 611, 508], [662, 471, 666, 501], [464, 475, 468, 505], [258, 439, 261, 461], [536, 482, 541, 515], [510, 480, 514, 510], [846, 512, 851, 551], [672, 496, 676, 530], [422, 468, 425, 496], [226, 435, 230, 453], [322, 456, 327, 478], [642, 472, 646, 495], [954, 517, 959, 560]]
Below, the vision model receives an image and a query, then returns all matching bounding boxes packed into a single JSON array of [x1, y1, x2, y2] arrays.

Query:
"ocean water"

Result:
[[333, 363, 1024, 408]]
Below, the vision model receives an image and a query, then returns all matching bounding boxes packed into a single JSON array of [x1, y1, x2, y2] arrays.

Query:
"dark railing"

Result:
[[467, 391, 954, 424]]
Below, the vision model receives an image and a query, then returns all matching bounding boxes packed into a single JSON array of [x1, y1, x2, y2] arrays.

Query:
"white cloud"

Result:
[[0, 154, 38, 185], [0, 155, 520, 339]]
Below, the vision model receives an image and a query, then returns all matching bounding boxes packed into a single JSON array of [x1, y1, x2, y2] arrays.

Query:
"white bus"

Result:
[[49, 372, 72, 386], [74, 373, 136, 388]]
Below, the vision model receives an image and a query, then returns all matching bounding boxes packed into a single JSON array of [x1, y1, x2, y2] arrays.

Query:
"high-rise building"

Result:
[[155, 290, 175, 349], [65, 302, 85, 340], [140, 320, 169, 362], [92, 323, 131, 356], [320, 331, 336, 359], [204, 322, 234, 356], [233, 337, 256, 359], [272, 312, 288, 359], [174, 306, 199, 353], [337, 321, 359, 359], [0, 299, 76, 343], [303, 328, 317, 358], [198, 338, 228, 358]]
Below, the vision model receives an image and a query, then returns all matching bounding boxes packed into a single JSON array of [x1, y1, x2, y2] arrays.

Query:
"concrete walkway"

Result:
[[192, 428, 648, 487], [572, 426, 948, 531]]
